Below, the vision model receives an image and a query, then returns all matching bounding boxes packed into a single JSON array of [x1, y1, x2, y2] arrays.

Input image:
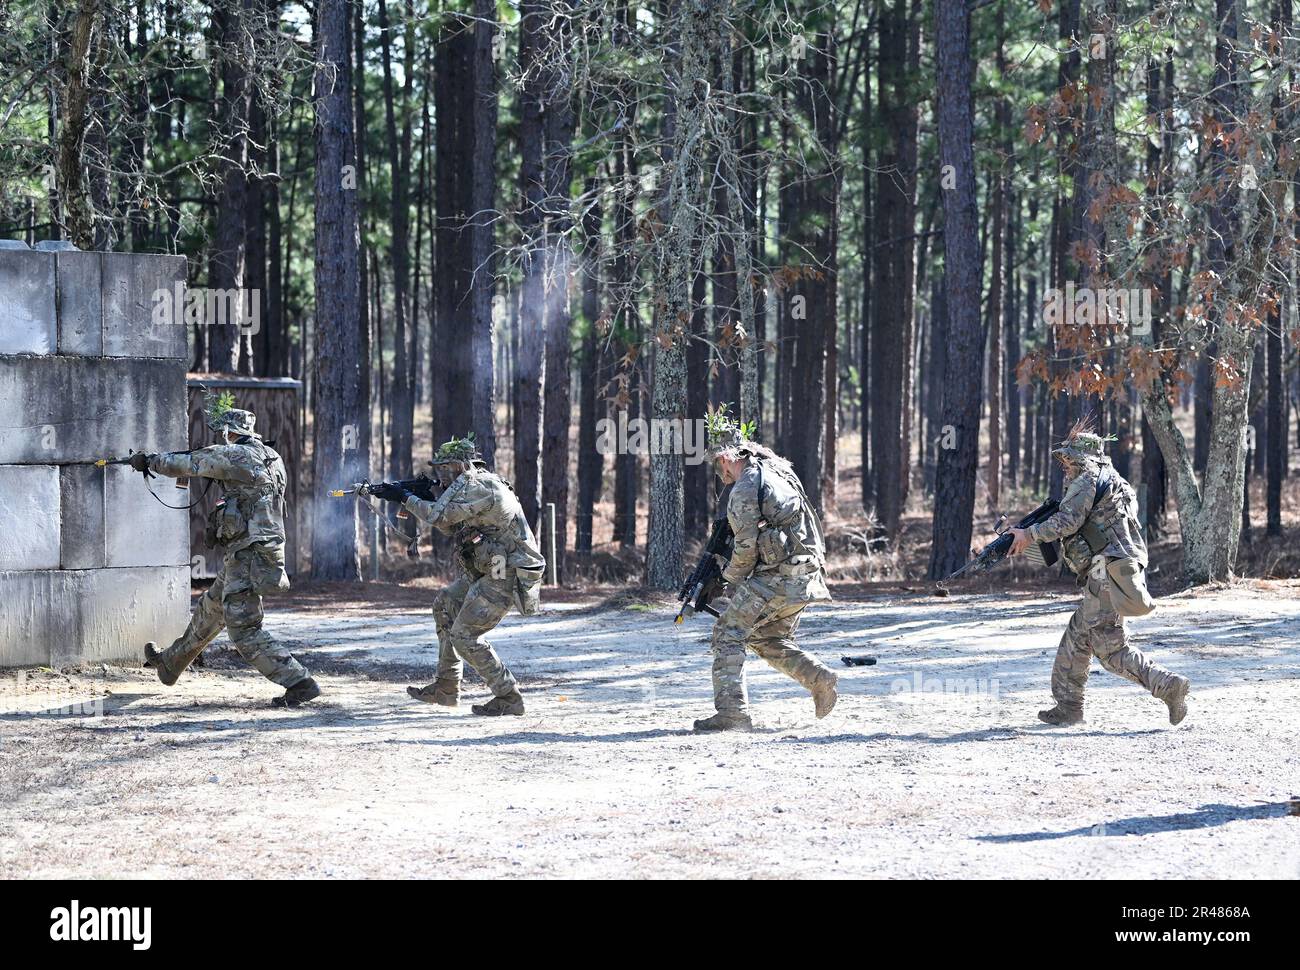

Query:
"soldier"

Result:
[[1009, 422, 1190, 726], [693, 414, 839, 732], [136, 393, 320, 708], [364, 434, 545, 716]]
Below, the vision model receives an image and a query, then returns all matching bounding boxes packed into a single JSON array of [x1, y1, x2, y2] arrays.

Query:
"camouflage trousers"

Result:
[[432, 571, 519, 697], [156, 547, 308, 688], [1050, 562, 1179, 714], [710, 576, 834, 716]]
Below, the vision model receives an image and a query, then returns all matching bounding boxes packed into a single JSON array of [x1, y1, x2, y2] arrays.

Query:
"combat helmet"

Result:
[[1052, 418, 1113, 470], [704, 405, 759, 461], [202, 387, 261, 440], [428, 432, 483, 469]]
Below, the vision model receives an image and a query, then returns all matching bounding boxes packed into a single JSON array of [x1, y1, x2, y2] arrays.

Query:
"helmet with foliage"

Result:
[[202, 387, 260, 439], [704, 405, 759, 461], [429, 432, 482, 467], [1052, 417, 1114, 470]]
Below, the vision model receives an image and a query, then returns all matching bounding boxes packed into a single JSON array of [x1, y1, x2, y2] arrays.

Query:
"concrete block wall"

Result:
[[0, 245, 191, 668]]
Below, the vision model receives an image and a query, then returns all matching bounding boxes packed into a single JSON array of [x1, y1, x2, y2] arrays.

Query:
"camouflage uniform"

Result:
[[1028, 432, 1189, 725], [143, 409, 312, 698], [401, 464, 545, 708], [697, 417, 838, 730]]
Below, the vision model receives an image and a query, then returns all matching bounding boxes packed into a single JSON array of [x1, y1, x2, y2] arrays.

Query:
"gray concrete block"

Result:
[[0, 570, 69, 665], [0, 565, 191, 667], [104, 464, 190, 568], [0, 356, 187, 463], [102, 253, 188, 359], [0, 250, 56, 356], [59, 463, 105, 569], [0, 465, 61, 570], [54, 565, 192, 667], [55, 251, 103, 356]]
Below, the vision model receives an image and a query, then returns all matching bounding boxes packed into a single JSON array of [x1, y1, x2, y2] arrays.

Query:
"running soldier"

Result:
[[1009, 423, 1190, 726], [138, 393, 319, 708], [693, 413, 839, 732], [364, 435, 545, 716]]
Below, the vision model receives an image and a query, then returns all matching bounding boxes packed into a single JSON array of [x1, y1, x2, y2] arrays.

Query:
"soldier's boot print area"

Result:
[[471, 690, 525, 716], [693, 711, 755, 732], [407, 677, 460, 707], [1037, 705, 1085, 726], [272, 677, 321, 708], [811, 669, 839, 719], [1162, 676, 1191, 725]]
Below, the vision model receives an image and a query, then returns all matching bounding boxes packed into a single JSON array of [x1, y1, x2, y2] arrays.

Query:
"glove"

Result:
[[369, 482, 410, 503], [129, 452, 154, 473]]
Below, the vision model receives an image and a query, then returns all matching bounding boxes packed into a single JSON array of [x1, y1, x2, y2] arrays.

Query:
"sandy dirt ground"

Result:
[[1, 579, 1298, 879]]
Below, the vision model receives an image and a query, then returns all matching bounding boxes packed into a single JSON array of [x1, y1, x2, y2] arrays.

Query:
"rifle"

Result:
[[65, 454, 151, 476], [945, 499, 1062, 581], [330, 474, 443, 559], [329, 473, 442, 502], [66, 452, 217, 509], [675, 493, 735, 624]]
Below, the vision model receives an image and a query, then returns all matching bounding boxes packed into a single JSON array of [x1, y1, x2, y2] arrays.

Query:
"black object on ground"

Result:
[[841, 655, 878, 667]]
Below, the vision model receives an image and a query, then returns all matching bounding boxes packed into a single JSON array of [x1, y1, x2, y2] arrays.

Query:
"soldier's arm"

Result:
[[403, 476, 491, 530], [1028, 471, 1098, 542], [721, 474, 761, 586], [150, 445, 259, 484]]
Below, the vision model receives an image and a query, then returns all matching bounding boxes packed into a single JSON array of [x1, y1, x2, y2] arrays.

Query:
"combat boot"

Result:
[[692, 711, 754, 732], [471, 690, 525, 716], [407, 678, 460, 707], [811, 670, 838, 719], [1162, 675, 1190, 726], [272, 677, 321, 708], [143, 641, 182, 687], [1037, 705, 1084, 726]]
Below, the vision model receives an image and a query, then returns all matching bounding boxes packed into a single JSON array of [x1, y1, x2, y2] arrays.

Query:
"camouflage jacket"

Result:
[[151, 438, 288, 554], [722, 457, 831, 602], [403, 467, 546, 578], [1027, 457, 1147, 567]]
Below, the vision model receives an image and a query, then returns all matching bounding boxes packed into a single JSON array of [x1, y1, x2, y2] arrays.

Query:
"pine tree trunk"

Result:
[[310, 0, 366, 580], [378, 0, 415, 480], [540, 17, 576, 576], [871, 0, 917, 534], [468, 0, 498, 465], [576, 179, 604, 558], [514, 0, 546, 524], [209, 0, 254, 374], [928, 0, 984, 580], [647, 0, 726, 589]]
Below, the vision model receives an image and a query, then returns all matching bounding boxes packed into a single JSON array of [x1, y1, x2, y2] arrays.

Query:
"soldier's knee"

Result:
[[711, 620, 747, 653], [449, 627, 489, 654], [748, 635, 787, 656], [433, 606, 454, 633]]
